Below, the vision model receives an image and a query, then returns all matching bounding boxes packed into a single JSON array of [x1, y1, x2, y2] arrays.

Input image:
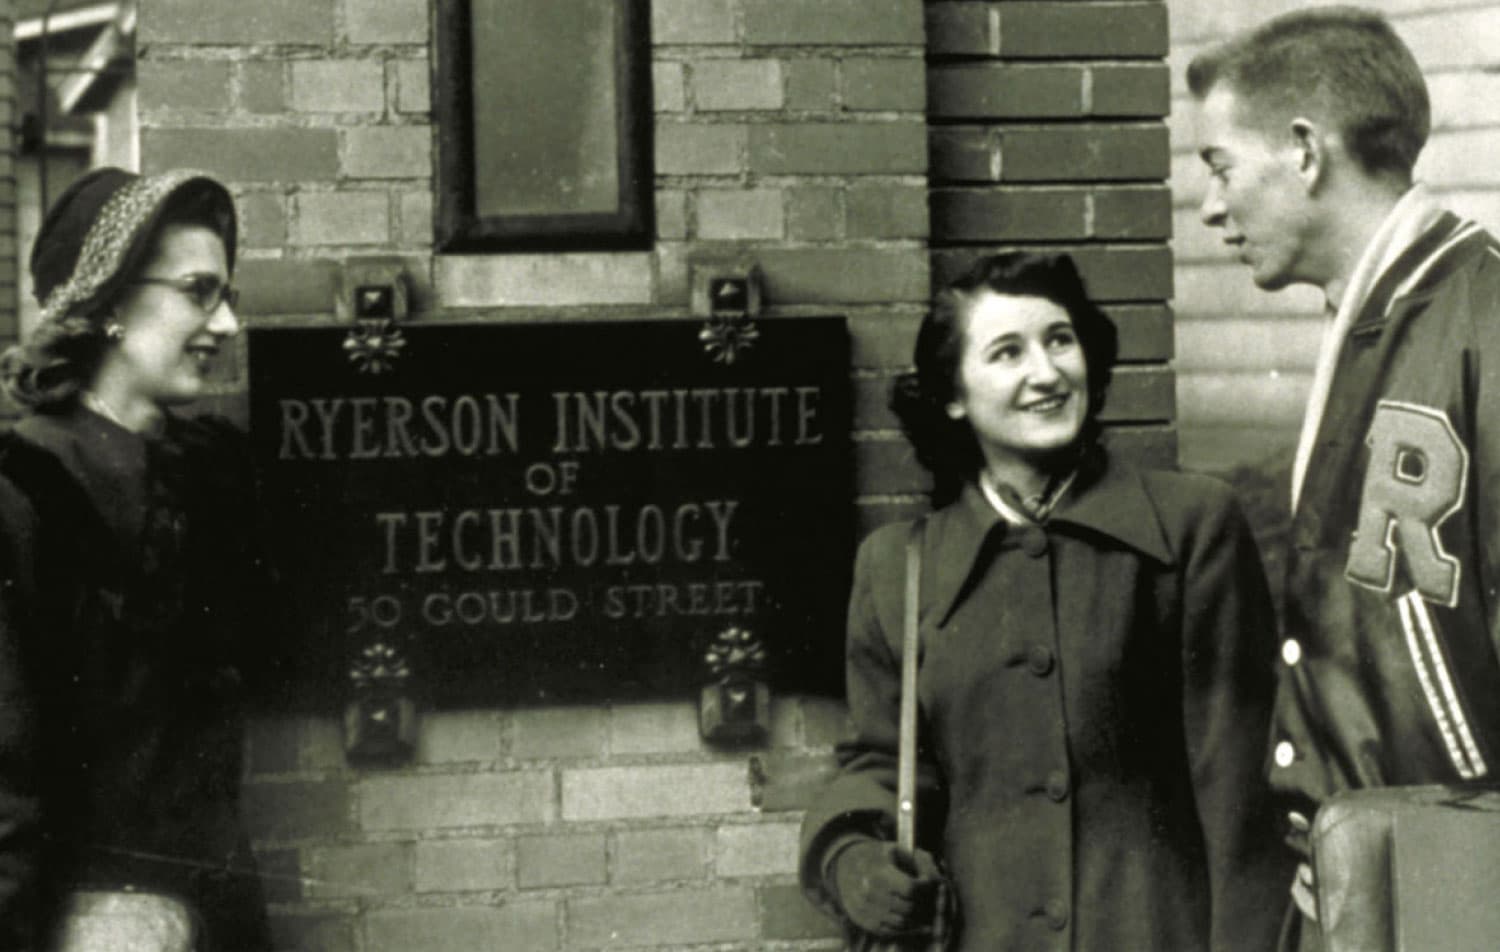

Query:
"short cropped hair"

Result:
[[1186, 6, 1429, 178], [891, 252, 1118, 507]]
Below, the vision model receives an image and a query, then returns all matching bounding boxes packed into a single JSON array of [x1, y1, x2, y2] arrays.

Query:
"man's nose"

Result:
[[1200, 179, 1227, 227]]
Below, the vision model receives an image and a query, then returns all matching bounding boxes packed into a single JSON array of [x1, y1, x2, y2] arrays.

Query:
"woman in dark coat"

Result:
[[800, 252, 1292, 951], [0, 168, 274, 951]]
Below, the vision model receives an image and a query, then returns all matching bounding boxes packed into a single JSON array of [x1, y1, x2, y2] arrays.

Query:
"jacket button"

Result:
[[1027, 644, 1054, 676], [1282, 639, 1303, 665], [1021, 528, 1049, 557], [1045, 769, 1069, 801], [1045, 898, 1069, 930], [1274, 740, 1296, 768]]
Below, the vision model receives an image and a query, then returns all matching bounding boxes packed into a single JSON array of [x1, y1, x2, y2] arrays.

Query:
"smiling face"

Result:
[[1195, 85, 1317, 291], [945, 291, 1088, 480], [104, 223, 239, 410]]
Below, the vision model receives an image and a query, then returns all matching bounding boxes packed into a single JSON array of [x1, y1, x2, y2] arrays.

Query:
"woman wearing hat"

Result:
[[0, 168, 273, 951], [799, 252, 1293, 951]]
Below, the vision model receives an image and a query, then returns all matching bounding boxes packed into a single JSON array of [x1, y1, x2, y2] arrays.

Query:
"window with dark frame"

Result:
[[434, 0, 654, 252]]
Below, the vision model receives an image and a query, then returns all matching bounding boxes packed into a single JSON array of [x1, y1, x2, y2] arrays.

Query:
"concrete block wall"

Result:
[[1168, 0, 1500, 473], [136, 0, 925, 948]]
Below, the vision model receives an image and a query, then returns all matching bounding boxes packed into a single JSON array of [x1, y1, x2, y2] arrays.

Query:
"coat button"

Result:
[[1274, 740, 1296, 768], [1027, 644, 1054, 676], [1021, 527, 1049, 557], [1045, 769, 1069, 801], [1282, 639, 1303, 666], [1045, 898, 1069, 930]]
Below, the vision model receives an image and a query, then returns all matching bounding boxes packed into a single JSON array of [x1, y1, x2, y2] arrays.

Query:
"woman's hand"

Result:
[[831, 839, 945, 937]]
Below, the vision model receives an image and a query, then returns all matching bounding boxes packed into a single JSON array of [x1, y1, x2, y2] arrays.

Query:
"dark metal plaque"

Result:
[[247, 319, 851, 707]]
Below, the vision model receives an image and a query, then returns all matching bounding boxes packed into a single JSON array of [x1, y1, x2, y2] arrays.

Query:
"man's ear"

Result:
[[1290, 117, 1326, 192]]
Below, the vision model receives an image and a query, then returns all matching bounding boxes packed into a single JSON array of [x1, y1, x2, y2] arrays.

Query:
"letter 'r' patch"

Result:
[[1346, 401, 1468, 606]]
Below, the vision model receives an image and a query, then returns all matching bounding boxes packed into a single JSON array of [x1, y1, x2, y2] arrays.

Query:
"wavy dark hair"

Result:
[[1, 180, 235, 411], [892, 252, 1118, 506]]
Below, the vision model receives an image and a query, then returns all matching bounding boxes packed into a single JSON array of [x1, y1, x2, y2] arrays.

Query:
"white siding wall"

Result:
[[1168, 0, 1500, 473]]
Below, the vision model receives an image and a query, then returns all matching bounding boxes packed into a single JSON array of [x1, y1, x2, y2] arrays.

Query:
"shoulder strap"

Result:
[[896, 519, 922, 858]]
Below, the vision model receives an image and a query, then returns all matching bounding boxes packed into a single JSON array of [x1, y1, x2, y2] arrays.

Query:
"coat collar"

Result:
[[928, 450, 1174, 626], [12, 404, 153, 545]]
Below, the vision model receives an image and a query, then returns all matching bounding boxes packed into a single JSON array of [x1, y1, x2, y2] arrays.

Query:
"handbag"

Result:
[[54, 890, 197, 952], [1310, 783, 1500, 952], [848, 523, 956, 952]]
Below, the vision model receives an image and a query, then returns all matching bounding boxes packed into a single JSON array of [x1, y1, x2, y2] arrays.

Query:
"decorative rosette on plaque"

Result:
[[344, 640, 419, 765], [698, 314, 760, 365], [699, 625, 771, 744], [343, 319, 407, 374]]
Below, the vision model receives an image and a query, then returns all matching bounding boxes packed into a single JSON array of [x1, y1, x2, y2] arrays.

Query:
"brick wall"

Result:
[[921, 0, 1178, 510], [0, 3, 16, 355], [136, 0, 926, 948], [1169, 0, 1500, 473]]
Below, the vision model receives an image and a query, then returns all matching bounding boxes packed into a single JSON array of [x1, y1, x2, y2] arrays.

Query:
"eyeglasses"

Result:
[[132, 274, 240, 314]]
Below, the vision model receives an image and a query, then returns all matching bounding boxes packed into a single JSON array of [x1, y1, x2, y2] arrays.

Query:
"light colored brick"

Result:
[[142, 129, 338, 183], [785, 58, 837, 112], [656, 241, 691, 306], [417, 710, 503, 764], [612, 828, 711, 883], [414, 838, 515, 893], [399, 190, 433, 245], [303, 842, 411, 899], [652, 0, 737, 44], [518, 833, 607, 888], [567, 887, 757, 947], [696, 188, 784, 241], [655, 190, 688, 240], [716, 821, 800, 877], [509, 706, 609, 760], [394, 60, 431, 114], [749, 122, 926, 174], [743, 0, 923, 45], [436, 254, 654, 307], [290, 61, 386, 113], [846, 183, 928, 239], [292, 191, 390, 246], [693, 59, 783, 112], [756, 247, 929, 304], [366, 904, 558, 952], [345, 0, 429, 44], [609, 702, 704, 754], [655, 123, 746, 176], [342, 125, 432, 179], [142, 0, 336, 44], [359, 771, 555, 830], [138, 61, 233, 112], [238, 61, 285, 114], [843, 57, 925, 112], [235, 191, 287, 251], [653, 62, 686, 112], [562, 763, 748, 820], [786, 186, 842, 241]]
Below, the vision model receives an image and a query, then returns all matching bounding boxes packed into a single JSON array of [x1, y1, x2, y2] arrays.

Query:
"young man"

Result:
[[1190, 7, 1500, 950]]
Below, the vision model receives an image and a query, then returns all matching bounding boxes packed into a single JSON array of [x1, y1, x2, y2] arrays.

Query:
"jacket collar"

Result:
[[928, 450, 1174, 626]]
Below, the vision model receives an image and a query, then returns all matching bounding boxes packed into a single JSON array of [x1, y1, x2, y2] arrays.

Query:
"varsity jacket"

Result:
[[1272, 209, 1500, 813]]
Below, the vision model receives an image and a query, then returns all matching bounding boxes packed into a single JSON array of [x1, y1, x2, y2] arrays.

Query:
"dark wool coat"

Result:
[[801, 454, 1293, 952], [0, 407, 274, 951]]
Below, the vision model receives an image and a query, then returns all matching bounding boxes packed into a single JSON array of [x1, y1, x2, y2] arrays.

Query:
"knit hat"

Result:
[[31, 167, 238, 324]]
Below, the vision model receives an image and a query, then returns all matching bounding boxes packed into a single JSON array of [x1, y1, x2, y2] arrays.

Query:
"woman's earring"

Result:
[[945, 402, 965, 420], [104, 322, 124, 342]]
